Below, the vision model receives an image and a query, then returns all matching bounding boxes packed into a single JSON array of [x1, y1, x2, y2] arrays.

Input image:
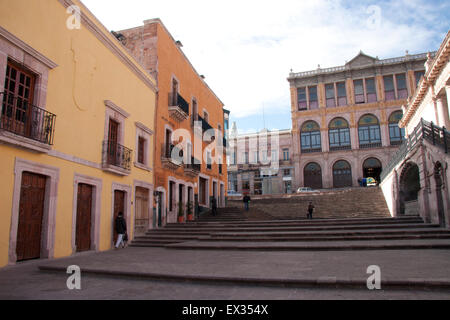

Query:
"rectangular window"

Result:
[[244, 152, 249, 164], [325, 84, 336, 108], [271, 149, 278, 161], [336, 82, 347, 106], [297, 87, 307, 110], [138, 137, 145, 164], [283, 169, 291, 176], [384, 75, 395, 101], [396, 74, 408, 99], [283, 148, 290, 161], [414, 70, 425, 87], [365, 78, 377, 103], [206, 150, 212, 169], [354, 79, 365, 104], [308, 86, 318, 109]]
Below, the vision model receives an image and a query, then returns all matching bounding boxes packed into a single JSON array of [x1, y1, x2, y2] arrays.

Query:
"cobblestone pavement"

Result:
[[0, 247, 449, 299]]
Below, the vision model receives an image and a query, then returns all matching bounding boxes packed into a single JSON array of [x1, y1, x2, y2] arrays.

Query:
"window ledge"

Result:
[[134, 162, 152, 172], [0, 131, 52, 153]]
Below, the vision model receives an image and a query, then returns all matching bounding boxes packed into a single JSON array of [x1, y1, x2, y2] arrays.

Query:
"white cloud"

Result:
[[82, 0, 447, 119]]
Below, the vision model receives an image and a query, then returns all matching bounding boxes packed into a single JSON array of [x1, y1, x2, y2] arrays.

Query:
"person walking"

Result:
[[243, 194, 251, 212], [307, 202, 315, 220], [115, 212, 127, 249], [212, 197, 218, 216]]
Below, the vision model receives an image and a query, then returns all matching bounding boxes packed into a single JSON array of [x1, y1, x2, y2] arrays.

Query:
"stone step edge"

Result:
[[164, 243, 450, 251], [37, 265, 450, 290]]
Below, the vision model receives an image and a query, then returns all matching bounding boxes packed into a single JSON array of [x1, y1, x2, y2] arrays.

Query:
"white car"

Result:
[[227, 190, 242, 196], [296, 187, 315, 193]]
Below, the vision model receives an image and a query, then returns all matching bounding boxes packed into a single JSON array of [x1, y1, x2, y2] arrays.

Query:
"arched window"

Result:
[[329, 118, 351, 151], [358, 114, 381, 148], [333, 160, 353, 188], [301, 121, 321, 153], [388, 111, 406, 145]]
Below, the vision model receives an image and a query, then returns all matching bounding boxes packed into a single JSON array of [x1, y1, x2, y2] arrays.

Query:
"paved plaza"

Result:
[[1, 246, 450, 300]]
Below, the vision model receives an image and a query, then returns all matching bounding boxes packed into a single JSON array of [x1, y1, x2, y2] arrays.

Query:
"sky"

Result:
[[82, 0, 449, 134]]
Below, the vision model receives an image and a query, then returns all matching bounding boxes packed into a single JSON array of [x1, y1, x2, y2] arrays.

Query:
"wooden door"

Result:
[[76, 184, 93, 252], [134, 187, 149, 236], [16, 172, 46, 261], [304, 163, 323, 189], [333, 161, 353, 188], [2, 61, 35, 137], [113, 190, 125, 243]]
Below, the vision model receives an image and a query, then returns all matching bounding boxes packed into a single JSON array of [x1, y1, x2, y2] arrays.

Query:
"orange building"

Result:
[[118, 19, 227, 225]]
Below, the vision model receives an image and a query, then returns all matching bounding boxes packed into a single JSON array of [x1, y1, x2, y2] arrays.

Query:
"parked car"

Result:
[[296, 187, 316, 193], [366, 177, 377, 187], [227, 190, 242, 196]]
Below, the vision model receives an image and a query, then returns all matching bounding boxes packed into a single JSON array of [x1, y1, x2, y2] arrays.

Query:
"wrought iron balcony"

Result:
[[197, 115, 213, 132], [301, 147, 322, 154], [329, 145, 352, 152], [1, 92, 56, 145], [161, 143, 183, 170], [380, 119, 449, 182], [102, 140, 132, 172], [359, 142, 382, 149], [168, 93, 189, 121], [184, 157, 201, 177]]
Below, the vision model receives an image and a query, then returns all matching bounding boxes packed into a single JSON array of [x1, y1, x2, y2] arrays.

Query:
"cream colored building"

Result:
[[0, 0, 157, 267], [380, 31, 450, 226]]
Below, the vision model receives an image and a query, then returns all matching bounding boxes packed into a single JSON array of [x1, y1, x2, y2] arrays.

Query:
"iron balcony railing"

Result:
[[301, 147, 322, 154], [184, 156, 201, 172], [168, 92, 189, 115], [197, 115, 213, 132], [380, 119, 449, 181], [162, 143, 184, 159], [329, 145, 352, 152], [103, 140, 132, 171], [359, 142, 382, 149], [1, 92, 56, 145]]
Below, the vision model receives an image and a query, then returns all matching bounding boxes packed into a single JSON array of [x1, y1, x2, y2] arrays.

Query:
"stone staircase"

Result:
[[131, 212, 450, 251], [228, 187, 391, 220]]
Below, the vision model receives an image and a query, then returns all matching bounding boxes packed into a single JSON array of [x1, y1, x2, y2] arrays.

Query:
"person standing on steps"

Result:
[[212, 197, 218, 216], [307, 202, 315, 219], [243, 193, 251, 212], [115, 212, 127, 249]]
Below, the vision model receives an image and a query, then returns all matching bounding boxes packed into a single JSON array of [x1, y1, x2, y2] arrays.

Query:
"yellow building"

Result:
[[0, 0, 157, 267]]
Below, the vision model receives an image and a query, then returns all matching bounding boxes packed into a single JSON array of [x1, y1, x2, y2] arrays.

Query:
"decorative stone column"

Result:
[[436, 94, 450, 129]]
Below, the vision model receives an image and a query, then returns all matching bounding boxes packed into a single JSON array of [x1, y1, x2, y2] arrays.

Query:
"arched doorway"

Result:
[[363, 157, 382, 183], [304, 162, 323, 189], [434, 162, 446, 226], [333, 160, 352, 188], [399, 162, 421, 215]]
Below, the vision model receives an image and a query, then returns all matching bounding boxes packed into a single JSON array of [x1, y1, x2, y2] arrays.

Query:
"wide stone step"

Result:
[[164, 238, 450, 251], [167, 217, 423, 228], [156, 222, 432, 233]]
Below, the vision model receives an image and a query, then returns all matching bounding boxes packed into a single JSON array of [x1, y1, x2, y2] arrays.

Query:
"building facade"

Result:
[[227, 127, 295, 195], [118, 19, 227, 225], [0, 0, 157, 267], [380, 31, 450, 227], [288, 51, 433, 190]]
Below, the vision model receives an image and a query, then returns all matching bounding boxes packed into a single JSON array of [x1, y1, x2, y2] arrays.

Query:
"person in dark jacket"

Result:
[[212, 197, 218, 216], [307, 202, 315, 219], [115, 212, 127, 249], [243, 194, 251, 211]]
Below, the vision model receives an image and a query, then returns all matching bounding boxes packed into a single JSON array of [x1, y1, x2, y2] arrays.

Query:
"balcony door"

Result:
[[2, 61, 36, 138], [108, 119, 119, 165]]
